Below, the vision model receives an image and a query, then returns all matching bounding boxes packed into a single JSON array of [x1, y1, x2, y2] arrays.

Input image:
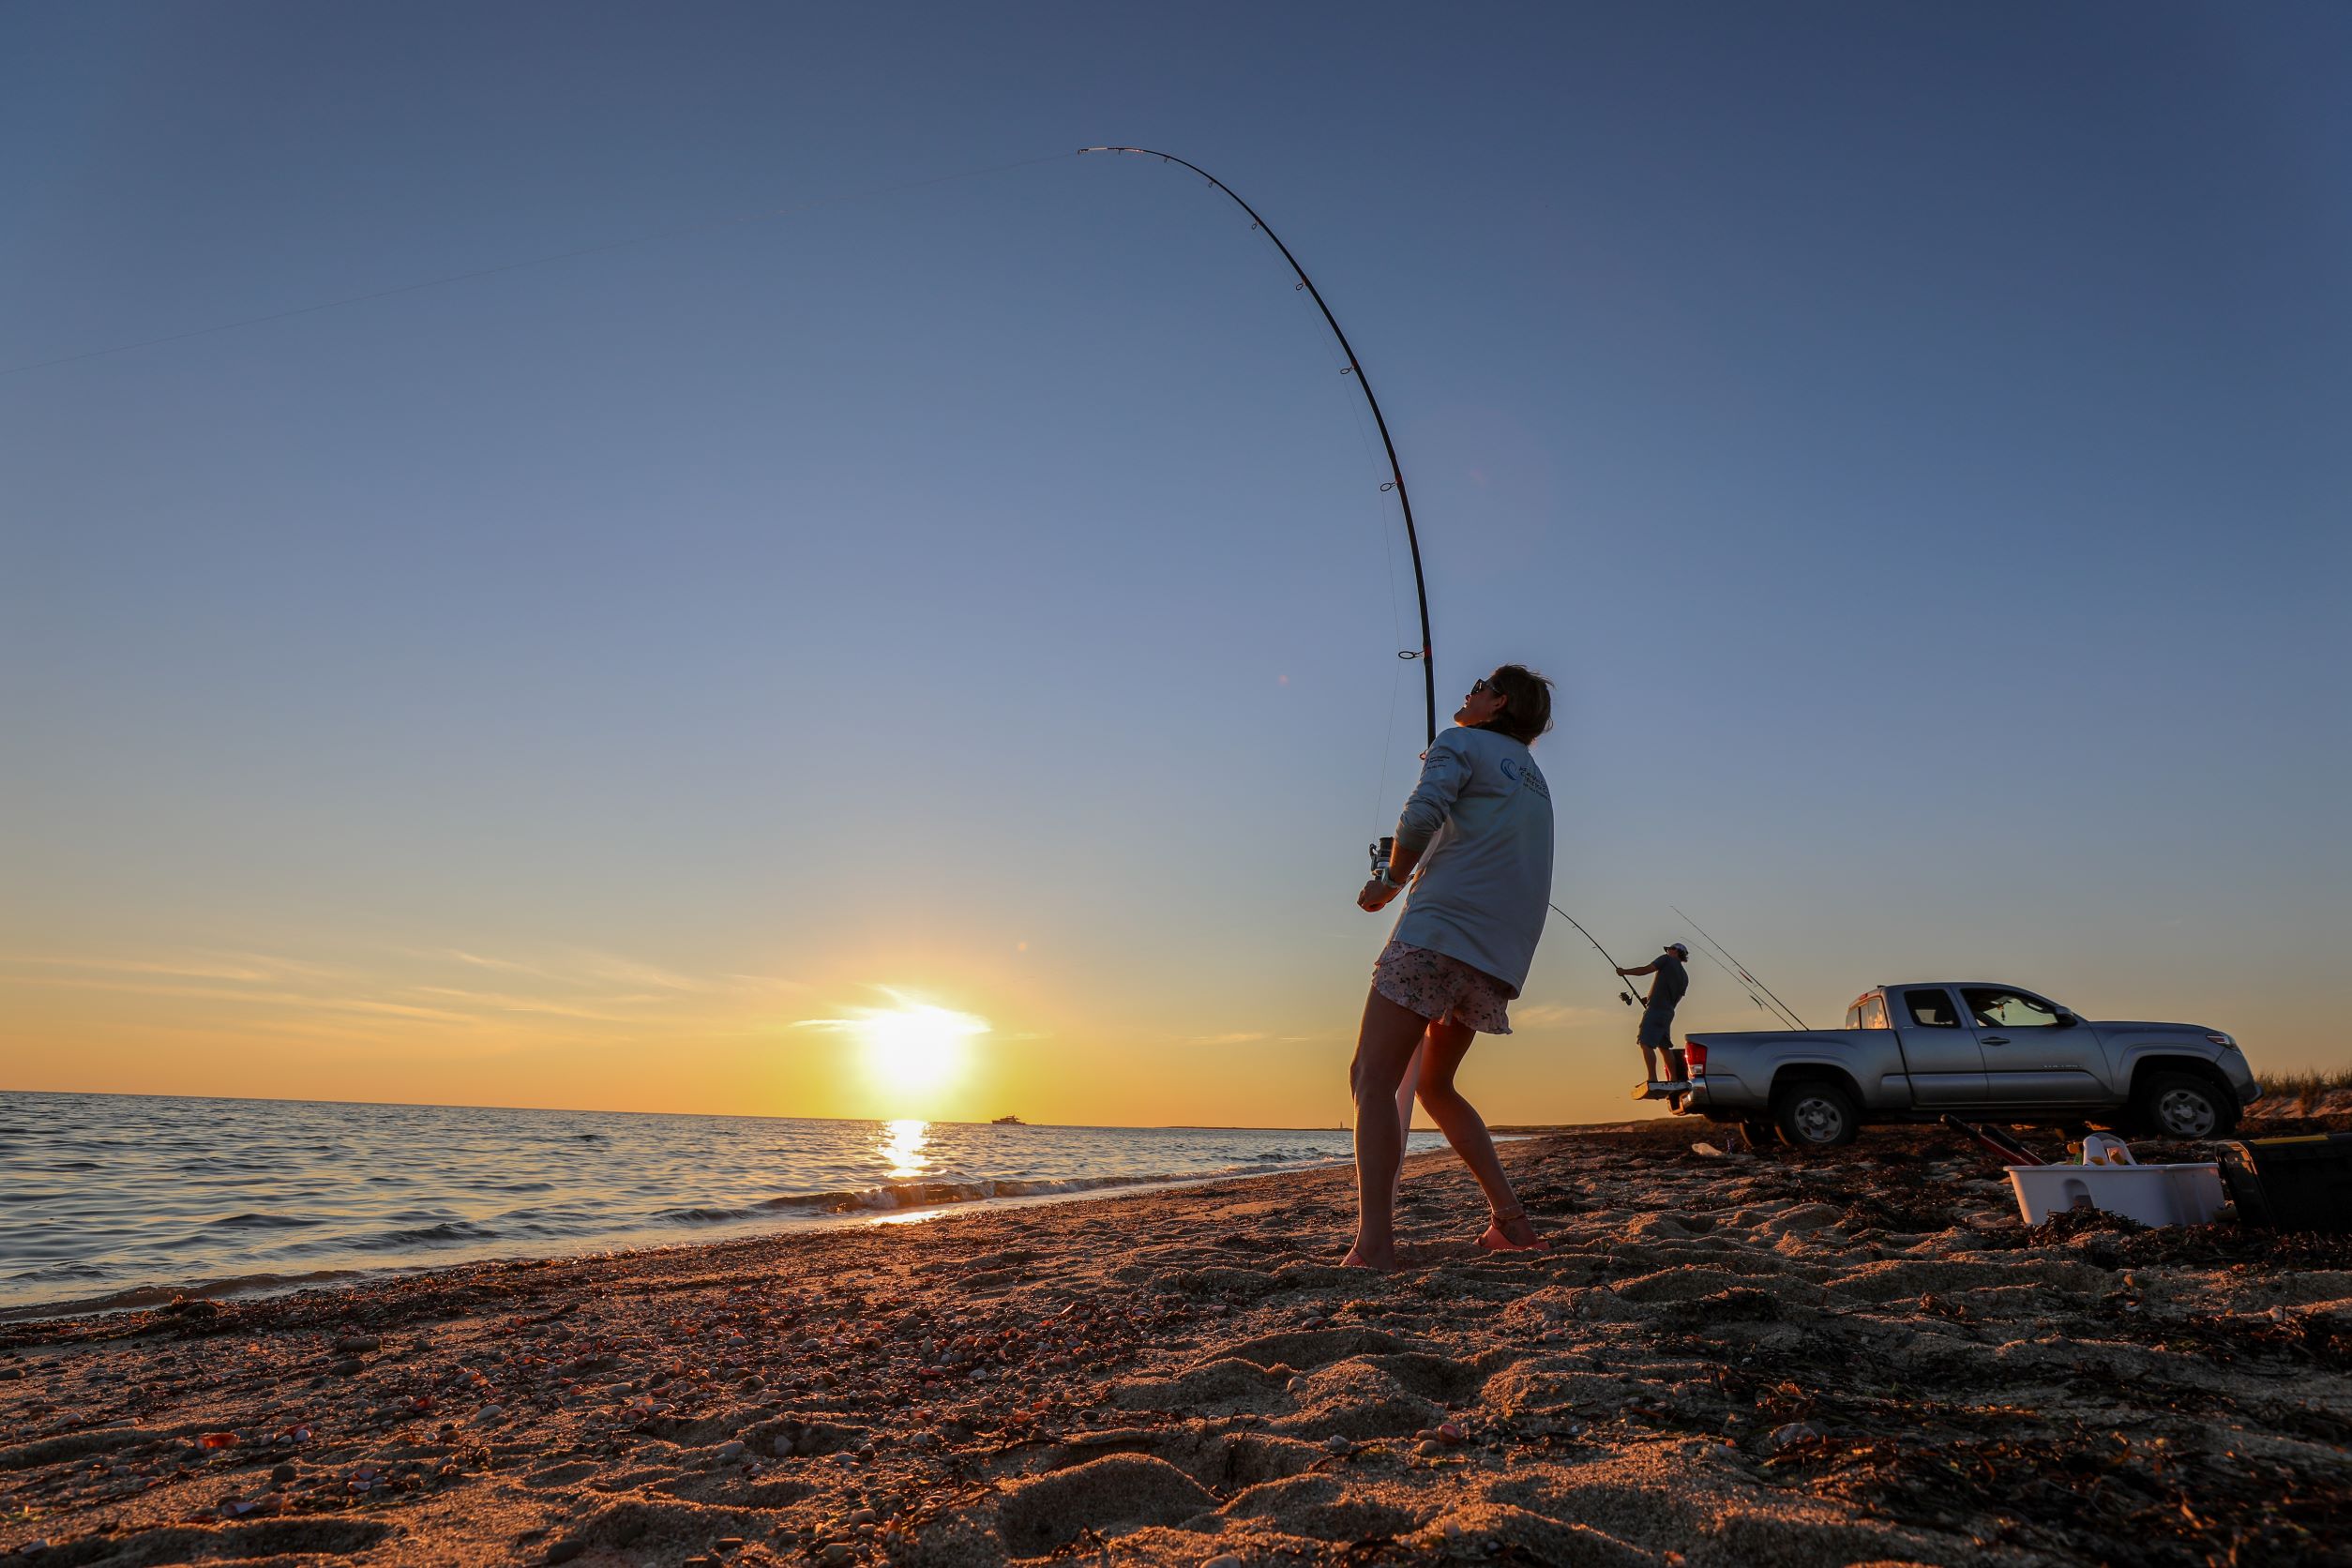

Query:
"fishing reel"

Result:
[[1368, 836, 1395, 883]]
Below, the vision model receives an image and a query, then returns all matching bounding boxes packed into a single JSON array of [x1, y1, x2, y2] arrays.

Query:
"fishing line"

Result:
[[3, 151, 1076, 378], [1315, 315, 1415, 837], [1671, 904, 1807, 1029], [1370, 659, 1408, 840], [1687, 942, 1782, 1021], [1257, 228, 1410, 836]]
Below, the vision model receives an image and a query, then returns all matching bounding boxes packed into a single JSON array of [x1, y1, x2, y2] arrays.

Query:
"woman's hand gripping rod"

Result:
[[1362, 836, 1413, 913]]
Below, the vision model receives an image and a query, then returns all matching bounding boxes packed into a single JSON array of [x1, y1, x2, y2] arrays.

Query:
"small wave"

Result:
[[651, 1204, 757, 1226], [657, 1181, 1003, 1216], [756, 1182, 998, 1214], [1213, 1161, 1344, 1183], [725, 1169, 1250, 1219], [0, 1267, 369, 1322], [992, 1172, 1189, 1198], [3, 1261, 106, 1284], [211, 1212, 321, 1230], [373, 1221, 499, 1247]]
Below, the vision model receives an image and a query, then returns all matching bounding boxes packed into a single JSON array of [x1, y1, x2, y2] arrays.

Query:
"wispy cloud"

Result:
[[226, 1014, 587, 1059], [718, 972, 809, 994], [1, 955, 277, 983], [1509, 1003, 1605, 1027], [0, 974, 479, 1028], [791, 988, 992, 1041], [429, 949, 557, 979], [213, 950, 356, 982], [1192, 1031, 1269, 1045], [0, 975, 312, 1004], [408, 987, 649, 1022], [329, 998, 490, 1026], [400, 946, 803, 1000], [7, 942, 810, 1050], [1, 949, 367, 985], [568, 952, 708, 992]]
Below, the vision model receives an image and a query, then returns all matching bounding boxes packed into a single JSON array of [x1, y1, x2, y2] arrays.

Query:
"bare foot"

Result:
[[1476, 1207, 1549, 1253], [1342, 1244, 1399, 1272]]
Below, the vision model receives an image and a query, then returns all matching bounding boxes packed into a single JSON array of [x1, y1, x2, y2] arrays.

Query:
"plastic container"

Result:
[[2217, 1132, 2352, 1233], [2007, 1161, 2227, 1228]]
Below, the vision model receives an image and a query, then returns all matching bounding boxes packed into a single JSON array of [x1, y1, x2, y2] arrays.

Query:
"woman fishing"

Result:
[[1346, 664, 1556, 1270]]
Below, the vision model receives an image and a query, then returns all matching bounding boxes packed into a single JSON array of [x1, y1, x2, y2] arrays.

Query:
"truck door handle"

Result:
[[1981, 1034, 2010, 1046]]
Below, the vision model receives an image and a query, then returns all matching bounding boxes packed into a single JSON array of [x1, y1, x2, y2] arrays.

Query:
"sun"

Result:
[[856, 1002, 989, 1095], [790, 992, 995, 1109]]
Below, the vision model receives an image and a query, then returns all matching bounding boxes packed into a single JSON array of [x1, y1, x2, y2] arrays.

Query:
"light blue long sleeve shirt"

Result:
[[1388, 725, 1555, 995]]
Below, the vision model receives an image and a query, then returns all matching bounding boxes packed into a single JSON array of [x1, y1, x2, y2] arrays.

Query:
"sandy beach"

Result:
[[6, 1119, 2348, 1568]]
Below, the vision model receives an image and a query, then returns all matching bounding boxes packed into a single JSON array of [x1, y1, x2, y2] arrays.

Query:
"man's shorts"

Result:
[[1372, 940, 1514, 1035], [1636, 1006, 1677, 1050]]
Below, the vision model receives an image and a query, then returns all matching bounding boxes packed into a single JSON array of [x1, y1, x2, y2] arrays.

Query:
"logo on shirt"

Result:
[[1498, 756, 1550, 799]]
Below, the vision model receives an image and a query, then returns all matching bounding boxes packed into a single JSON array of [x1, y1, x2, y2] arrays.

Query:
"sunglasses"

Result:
[[1471, 678, 1495, 694]]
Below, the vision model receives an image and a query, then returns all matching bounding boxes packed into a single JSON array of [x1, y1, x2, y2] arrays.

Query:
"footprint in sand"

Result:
[[1215, 1473, 1422, 1543], [995, 1454, 1217, 1555], [68, 1518, 389, 1564]]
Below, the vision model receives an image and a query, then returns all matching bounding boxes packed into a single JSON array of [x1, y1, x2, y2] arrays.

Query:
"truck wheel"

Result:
[[1737, 1121, 1777, 1153], [2131, 1072, 2234, 1139], [1772, 1082, 1859, 1149]]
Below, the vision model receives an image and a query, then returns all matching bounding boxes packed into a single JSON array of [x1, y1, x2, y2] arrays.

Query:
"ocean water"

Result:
[[0, 1092, 1446, 1316]]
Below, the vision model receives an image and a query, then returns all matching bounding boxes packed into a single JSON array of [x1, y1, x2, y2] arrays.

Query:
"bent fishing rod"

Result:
[[1082, 145, 1439, 897], [1548, 904, 1643, 1009], [1090, 147, 1635, 1018], [1079, 146, 1435, 748]]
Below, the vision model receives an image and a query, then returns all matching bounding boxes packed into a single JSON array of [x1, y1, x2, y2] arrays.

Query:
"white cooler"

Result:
[[2007, 1162, 2228, 1228]]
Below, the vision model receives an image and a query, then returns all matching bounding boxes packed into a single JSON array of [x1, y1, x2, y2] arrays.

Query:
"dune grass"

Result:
[[2259, 1066, 2352, 1115]]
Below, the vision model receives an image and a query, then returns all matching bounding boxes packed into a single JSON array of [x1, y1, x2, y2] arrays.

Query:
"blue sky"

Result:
[[4, 3, 2346, 1122]]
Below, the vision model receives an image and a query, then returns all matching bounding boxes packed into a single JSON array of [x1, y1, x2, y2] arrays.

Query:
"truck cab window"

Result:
[[1847, 995, 1890, 1029], [1964, 988, 2060, 1029], [1904, 989, 1961, 1028]]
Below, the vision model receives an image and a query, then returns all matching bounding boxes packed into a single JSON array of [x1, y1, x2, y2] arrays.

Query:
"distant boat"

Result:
[[991, 1114, 1025, 1126]]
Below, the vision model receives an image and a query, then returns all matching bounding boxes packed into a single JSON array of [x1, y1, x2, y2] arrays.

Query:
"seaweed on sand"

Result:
[[1654, 1310, 2352, 1566], [1783, 1425, 2348, 1568], [1981, 1205, 2352, 1274]]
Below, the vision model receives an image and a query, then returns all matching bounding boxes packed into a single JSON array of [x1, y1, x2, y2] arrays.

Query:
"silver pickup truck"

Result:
[[1677, 980, 2260, 1150]]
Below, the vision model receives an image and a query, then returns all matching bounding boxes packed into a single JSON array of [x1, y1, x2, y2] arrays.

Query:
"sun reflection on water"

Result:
[[879, 1118, 929, 1179]]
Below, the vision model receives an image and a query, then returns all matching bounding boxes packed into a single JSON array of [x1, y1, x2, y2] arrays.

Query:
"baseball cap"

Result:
[[1666, 942, 1691, 957]]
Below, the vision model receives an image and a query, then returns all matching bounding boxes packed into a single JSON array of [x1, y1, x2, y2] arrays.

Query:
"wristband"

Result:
[[1379, 867, 1410, 890]]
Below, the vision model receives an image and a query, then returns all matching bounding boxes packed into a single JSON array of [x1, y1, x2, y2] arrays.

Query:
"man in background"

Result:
[[1619, 942, 1692, 1097]]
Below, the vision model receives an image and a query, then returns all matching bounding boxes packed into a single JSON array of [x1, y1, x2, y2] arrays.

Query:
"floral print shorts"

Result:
[[1372, 940, 1515, 1035]]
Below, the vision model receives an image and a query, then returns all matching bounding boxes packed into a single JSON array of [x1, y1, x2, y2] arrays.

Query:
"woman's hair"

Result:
[[1478, 664, 1554, 746]]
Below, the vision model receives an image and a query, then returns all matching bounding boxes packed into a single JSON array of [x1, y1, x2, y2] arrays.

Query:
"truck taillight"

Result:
[[1684, 1042, 1708, 1075]]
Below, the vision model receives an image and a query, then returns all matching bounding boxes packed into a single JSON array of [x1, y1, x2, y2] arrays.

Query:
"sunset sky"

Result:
[[5, 4, 2346, 1126]]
